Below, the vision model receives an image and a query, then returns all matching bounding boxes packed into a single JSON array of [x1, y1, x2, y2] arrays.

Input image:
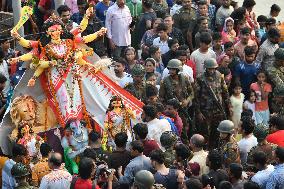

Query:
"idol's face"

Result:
[[47, 25, 63, 40]]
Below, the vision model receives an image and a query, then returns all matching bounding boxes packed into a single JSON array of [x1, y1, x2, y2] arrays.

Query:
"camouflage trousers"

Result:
[[196, 112, 225, 150]]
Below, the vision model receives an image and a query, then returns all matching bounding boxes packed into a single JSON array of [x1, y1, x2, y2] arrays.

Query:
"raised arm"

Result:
[[71, 7, 94, 35], [9, 52, 33, 64], [82, 27, 107, 43], [11, 30, 37, 49]]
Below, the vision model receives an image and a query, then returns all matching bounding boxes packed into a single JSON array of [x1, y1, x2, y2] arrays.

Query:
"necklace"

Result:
[[72, 130, 85, 143]]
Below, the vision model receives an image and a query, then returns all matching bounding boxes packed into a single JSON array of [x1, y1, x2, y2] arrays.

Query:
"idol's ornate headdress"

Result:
[[44, 13, 64, 26]]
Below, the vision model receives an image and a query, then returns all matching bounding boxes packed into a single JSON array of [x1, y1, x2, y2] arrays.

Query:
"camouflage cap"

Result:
[[131, 64, 145, 76], [160, 131, 177, 148], [11, 163, 30, 178], [254, 123, 269, 142], [274, 48, 284, 60], [167, 59, 183, 71], [217, 120, 234, 134], [204, 58, 218, 69], [274, 86, 284, 97], [134, 170, 155, 188]]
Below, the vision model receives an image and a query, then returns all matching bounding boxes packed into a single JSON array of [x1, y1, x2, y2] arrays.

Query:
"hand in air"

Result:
[[11, 30, 21, 39], [85, 7, 93, 18], [27, 78, 36, 87], [9, 58, 19, 65]]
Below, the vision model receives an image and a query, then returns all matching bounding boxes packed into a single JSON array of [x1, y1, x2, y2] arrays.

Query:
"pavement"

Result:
[[235, 0, 284, 23]]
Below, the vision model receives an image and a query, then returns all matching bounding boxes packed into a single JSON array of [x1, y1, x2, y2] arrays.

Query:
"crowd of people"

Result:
[[0, 0, 284, 188]]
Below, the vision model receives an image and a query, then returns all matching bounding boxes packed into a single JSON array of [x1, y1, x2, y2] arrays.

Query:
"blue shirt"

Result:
[[71, 12, 84, 25], [266, 164, 284, 189], [119, 155, 152, 184], [96, 1, 114, 25], [234, 61, 257, 96]]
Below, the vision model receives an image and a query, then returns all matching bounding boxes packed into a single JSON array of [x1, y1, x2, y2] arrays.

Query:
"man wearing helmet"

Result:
[[160, 131, 177, 167], [217, 120, 240, 168], [133, 170, 166, 189], [194, 58, 231, 149], [159, 59, 194, 142], [124, 64, 147, 101]]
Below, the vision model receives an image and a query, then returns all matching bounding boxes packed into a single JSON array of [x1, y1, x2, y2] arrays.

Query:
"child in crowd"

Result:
[[255, 15, 267, 42], [268, 4, 281, 25], [153, 23, 172, 55], [224, 41, 240, 73], [243, 90, 256, 122], [194, 16, 210, 49], [250, 70, 272, 125], [230, 82, 245, 130], [237, 116, 258, 165], [190, 32, 216, 77], [217, 54, 232, 86], [211, 32, 223, 58], [221, 17, 237, 44]]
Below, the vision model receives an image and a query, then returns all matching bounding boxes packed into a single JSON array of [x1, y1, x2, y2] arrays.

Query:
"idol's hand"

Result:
[[27, 78, 36, 87], [97, 27, 107, 37], [9, 57, 19, 65], [11, 30, 21, 40]]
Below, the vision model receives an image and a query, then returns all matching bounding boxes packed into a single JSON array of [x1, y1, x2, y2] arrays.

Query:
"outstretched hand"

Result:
[[11, 30, 21, 39], [8, 58, 19, 65], [97, 27, 107, 37], [27, 78, 36, 87]]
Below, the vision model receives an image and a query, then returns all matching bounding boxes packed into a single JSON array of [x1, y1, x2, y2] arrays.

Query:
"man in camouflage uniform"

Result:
[[217, 120, 240, 169], [133, 170, 166, 189], [271, 87, 284, 117], [173, 0, 197, 52], [159, 59, 194, 142], [124, 64, 146, 101], [160, 131, 177, 167], [267, 48, 284, 93], [194, 58, 231, 149], [246, 123, 276, 171]]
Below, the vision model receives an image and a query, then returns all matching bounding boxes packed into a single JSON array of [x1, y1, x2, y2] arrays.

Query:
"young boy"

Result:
[[256, 15, 267, 41], [164, 98, 183, 136], [153, 23, 172, 54], [234, 27, 258, 61], [268, 4, 281, 25], [194, 16, 210, 49], [190, 32, 216, 77], [234, 46, 258, 98], [197, 0, 214, 30], [224, 41, 240, 75], [211, 32, 223, 58]]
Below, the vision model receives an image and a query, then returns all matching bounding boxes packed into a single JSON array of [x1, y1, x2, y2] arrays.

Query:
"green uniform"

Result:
[[124, 82, 146, 101], [173, 7, 197, 40], [164, 148, 176, 167], [194, 71, 230, 149], [218, 136, 240, 168]]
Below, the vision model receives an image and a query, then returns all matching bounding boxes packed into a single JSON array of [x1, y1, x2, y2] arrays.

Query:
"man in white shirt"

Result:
[[190, 32, 216, 77], [251, 151, 274, 189], [237, 117, 258, 165], [39, 152, 72, 189], [189, 134, 209, 175], [106, 0, 132, 58], [113, 58, 133, 88], [142, 104, 171, 150]]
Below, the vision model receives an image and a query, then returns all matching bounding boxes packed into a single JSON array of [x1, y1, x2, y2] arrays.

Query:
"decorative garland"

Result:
[[48, 68, 65, 127]]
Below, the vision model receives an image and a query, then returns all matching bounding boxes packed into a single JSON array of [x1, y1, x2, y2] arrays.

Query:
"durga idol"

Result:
[[9, 8, 107, 126]]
